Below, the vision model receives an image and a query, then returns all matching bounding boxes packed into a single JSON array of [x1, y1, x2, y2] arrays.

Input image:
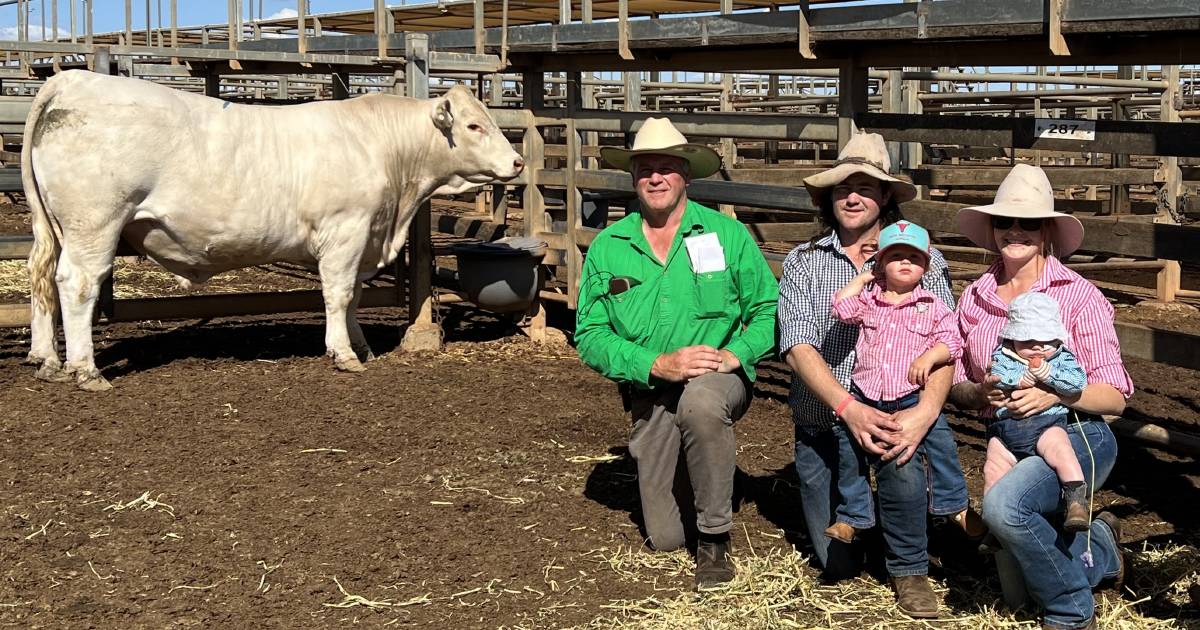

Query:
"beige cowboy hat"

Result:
[[599, 117, 722, 180], [957, 163, 1085, 257], [802, 131, 917, 205]]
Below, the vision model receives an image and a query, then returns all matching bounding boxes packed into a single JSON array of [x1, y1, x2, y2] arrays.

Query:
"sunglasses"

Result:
[[991, 216, 1044, 232]]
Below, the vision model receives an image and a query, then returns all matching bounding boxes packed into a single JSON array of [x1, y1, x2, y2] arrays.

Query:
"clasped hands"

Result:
[[840, 398, 933, 466], [650, 345, 739, 382]]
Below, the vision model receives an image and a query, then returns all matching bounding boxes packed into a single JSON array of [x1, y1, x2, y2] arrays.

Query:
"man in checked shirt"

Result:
[[777, 132, 977, 618]]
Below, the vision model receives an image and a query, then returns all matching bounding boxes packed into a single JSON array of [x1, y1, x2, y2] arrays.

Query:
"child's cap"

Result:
[[877, 220, 930, 261], [1000, 292, 1069, 344]]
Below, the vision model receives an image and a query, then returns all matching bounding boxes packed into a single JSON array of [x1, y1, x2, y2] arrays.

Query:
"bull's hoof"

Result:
[[353, 348, 376, 363], [76, 374, 113, 392], [23, 352, 46, 366], [35, 363, 71, 383], [334, 356, 367, 373]]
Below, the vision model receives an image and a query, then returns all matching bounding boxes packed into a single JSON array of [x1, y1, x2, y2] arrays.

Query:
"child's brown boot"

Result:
[[824, 522, 858, 544]]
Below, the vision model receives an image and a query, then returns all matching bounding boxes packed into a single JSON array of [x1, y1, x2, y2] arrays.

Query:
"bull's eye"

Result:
[[468, 123, 483, 132]]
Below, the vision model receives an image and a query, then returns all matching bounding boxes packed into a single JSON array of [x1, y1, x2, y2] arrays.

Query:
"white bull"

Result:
[[23, 70, 524, 391]]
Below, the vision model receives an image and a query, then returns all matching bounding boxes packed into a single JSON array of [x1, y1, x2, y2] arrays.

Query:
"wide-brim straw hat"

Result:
[[957, 163, 1085, 258], [802, 131, 917, 205], [599, 117, 722, 180]]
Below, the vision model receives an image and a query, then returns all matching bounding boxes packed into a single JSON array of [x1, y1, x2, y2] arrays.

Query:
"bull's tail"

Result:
[[23, 82, 63, 317]]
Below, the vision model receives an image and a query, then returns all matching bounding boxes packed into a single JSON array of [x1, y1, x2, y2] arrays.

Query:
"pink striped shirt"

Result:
[[954, 256, 1134, 408], [833, 284, 963, 401]]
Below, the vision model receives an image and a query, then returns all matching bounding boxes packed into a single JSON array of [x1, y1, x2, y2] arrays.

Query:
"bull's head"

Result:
[[431, 85, 524, 196]]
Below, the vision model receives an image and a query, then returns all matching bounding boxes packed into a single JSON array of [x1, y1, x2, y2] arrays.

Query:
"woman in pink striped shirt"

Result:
[[948, 164, 1133, 630]]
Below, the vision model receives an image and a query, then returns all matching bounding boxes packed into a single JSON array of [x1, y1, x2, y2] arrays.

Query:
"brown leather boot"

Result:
[[695, 533, 735, 591], [823, 521, 858, 544], [1061, 482, 1090, 533], [1096, 511, 1125, 591], [952, 507, 988, 540], [892, 575, 940, 619]]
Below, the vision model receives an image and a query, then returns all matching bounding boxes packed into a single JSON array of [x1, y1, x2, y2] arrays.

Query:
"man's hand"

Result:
[[883, 402, 940, 466], [840, 400, 902, 456], [717, 349, 741, 374], [650, 345, 723, 382]]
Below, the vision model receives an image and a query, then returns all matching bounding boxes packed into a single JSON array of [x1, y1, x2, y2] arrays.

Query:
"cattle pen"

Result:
[[2, 1, 1200, 628]]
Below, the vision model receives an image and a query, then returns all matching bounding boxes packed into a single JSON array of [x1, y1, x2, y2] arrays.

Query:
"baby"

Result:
[[985, 291, 1089, 532], [826, 220, 981, 544]]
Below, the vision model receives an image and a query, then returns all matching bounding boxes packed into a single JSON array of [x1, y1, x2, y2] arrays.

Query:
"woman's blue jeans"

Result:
[[981, 417, 1122, 628], [795, 422, 930, 579]]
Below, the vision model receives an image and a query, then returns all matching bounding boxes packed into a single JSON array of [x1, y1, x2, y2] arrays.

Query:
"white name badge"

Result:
[[1034, 118, 1096, 142], [684, 232, 726, 274]]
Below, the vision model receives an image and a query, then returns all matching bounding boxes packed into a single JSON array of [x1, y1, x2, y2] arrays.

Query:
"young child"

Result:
[[826, 220, 981, 544], [985, 291, 1089, 532]]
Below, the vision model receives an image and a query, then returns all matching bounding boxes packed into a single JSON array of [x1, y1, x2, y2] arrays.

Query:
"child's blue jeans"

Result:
[[832, 385, 971, 528]]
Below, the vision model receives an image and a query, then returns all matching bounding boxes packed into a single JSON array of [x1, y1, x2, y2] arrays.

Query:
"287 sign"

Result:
[[1034, 118, 1096, 141]]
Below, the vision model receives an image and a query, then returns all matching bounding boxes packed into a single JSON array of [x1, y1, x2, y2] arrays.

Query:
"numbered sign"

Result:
[[1034, 118, 1097, 142]]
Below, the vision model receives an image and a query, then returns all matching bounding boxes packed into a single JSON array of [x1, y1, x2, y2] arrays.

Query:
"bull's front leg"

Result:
[[318, 249, 368, 373], [346, 281, 375, 363]]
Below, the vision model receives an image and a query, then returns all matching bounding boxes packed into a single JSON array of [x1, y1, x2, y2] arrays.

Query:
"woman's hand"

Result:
[[1004, 386, 1061, 419], [840, 401, 902, 456]]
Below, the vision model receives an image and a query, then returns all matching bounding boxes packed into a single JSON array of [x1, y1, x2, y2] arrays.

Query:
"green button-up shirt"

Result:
[[576, 199, 779, 389]]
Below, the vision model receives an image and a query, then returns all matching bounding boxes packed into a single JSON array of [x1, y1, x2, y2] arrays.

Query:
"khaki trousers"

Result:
[[626, 372, 751, 551]]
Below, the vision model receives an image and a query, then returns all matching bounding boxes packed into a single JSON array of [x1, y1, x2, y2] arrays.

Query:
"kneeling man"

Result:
[[576, 118, 778, 589]]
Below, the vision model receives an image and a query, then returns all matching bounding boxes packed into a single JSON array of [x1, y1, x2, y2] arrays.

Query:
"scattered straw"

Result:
[[440, 476, 525, 505], [87, 561, 115, 581], [324, 576, 431, 609], [570, 542, 1191, 629], [103, 491, 175, 517], [566, 454, 622, 464], [299, 448, 347, 454], [23, 519, 52, 540], [168, 580, 224, 594]]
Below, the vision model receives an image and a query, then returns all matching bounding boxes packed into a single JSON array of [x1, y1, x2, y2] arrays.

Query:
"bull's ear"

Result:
[[432, 98, 454, 130]]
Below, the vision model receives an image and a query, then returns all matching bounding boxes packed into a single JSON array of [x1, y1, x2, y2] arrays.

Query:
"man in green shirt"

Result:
[[577, 118, 778, 589]]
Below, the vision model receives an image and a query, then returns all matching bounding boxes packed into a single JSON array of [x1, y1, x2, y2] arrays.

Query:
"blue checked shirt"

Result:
[[777, 232, 955, 433]]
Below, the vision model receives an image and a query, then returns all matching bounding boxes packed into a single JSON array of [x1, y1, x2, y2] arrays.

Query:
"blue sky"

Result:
[[2, 1, 381, 37]]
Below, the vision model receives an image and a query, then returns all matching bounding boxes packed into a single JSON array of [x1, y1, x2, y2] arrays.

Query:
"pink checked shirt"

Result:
[[833, 284, 963, 402], [954, 256, 1134, 410]]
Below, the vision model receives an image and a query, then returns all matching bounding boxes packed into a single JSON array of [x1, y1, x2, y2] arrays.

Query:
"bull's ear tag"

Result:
[[432, 99, 454, 131]]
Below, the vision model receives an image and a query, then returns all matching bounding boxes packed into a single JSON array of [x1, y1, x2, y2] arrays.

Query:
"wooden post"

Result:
[[331, 70, 350, 100], [1158, 65, 1182, 224], [838, 57, 867, 150], [884, 69, 903, 171], [522, 68, 548, 343], [375, 0, 389, 58], [474, 0, 485, 54], [1156, 260, 1181, 303], [297, 0, 306, 54], [400, 33, 442, 353], [204, 73, 220, 97], [565, 73, 584, 309], [1108, 92, 1130, 215], [227, 0, 238, 51]]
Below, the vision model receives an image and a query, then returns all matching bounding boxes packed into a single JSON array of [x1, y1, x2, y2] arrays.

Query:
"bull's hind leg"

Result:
[[318, 249, 367, 373], [26, 233, 63, 376], [56, 242, 117, 391], [346, 282, 374, 363]]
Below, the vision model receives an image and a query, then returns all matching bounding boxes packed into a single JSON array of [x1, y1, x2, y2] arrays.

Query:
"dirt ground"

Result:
[[1, 303, 1199, 629], [2, 197, 1200, 628]]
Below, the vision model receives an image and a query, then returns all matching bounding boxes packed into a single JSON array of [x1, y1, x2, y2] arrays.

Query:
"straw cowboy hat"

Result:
[[802, 132, 917, 205], [957, 163, 1085, 257], [599, 117, 722, 180]]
